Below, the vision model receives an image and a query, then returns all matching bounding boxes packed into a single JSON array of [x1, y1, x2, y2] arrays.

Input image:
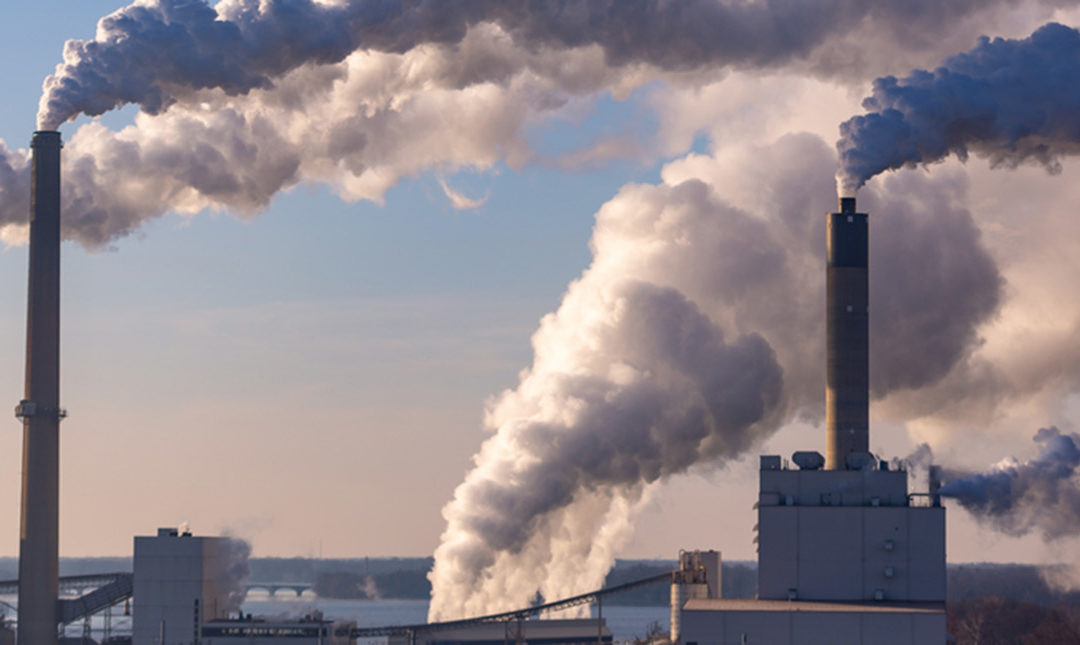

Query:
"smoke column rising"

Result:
[[428, 275, 785, 619], [215, 537, 253, 614], [837, 22, 1080, 194], [940, 428, 1080, 541]]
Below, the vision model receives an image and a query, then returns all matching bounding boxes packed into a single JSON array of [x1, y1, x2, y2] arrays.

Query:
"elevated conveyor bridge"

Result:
[[352, 570, 674, 638], [0, 572, 132, 626]]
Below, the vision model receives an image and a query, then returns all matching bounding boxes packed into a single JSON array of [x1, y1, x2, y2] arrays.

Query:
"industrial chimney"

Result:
[[825, 196, 869, 470], [16, 130, 64, 645]]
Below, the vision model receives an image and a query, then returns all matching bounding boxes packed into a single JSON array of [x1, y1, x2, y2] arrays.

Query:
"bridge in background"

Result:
[[244, 581, 314, 597]]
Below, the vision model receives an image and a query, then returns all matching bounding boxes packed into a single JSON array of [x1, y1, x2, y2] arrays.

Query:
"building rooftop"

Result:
[[683, 599, 945, 614]]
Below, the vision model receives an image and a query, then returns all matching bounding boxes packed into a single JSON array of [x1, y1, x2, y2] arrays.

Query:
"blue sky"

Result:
[[0, 1, 680, 558]]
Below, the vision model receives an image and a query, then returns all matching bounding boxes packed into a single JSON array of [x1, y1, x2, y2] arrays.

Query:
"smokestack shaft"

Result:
[[825, 197, 869, 469], [18, 130, 62, 645]]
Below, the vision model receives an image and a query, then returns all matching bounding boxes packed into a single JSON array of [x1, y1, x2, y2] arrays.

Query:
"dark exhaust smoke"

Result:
[[837, 22, 1080, 194], [940, 427, 1080, 541]]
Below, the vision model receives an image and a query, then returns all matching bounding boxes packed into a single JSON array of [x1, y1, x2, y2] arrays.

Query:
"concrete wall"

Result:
[[133, 530, 227, 645], [680, 608, 945, 645], [757, 506, 945, 602], [759, 469, 908, 507]]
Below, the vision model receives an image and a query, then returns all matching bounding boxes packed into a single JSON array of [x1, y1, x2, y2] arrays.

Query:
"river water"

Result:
[[28, 594, 668, 642], [242, 596, 670, 643]]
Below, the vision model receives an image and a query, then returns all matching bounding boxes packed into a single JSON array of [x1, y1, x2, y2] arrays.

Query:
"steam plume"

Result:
[[941, 428, 1080, 541], [838, 22, 1080, 193], [429, 277, 785, 619]]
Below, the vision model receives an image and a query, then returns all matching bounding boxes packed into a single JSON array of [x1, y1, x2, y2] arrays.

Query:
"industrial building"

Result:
[[9, 128, 944, 644], [672, 198, 947, 645], [134, 527, 359, 645], [400, 619, 613, 645], [201, 616, 355, 645]]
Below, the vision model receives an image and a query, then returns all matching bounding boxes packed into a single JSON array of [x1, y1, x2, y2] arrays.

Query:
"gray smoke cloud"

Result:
[[215, 536, 253, 614], [0, 0, 1061, 246], [0, 144, 29, 243], [838, 22, 1080, 193], [38, 0, 1076, 129], [862, 171, 1003, 397], [940, 428, 1080, 541]]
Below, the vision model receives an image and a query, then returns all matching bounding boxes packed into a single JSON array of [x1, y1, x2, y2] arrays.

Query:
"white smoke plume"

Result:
[[429, 276, 785, 619], [38, 0, 1075, 130], [940, 428, 1080, 541], [837, 22, 1080, 194], [0, 0, 1068, 246]]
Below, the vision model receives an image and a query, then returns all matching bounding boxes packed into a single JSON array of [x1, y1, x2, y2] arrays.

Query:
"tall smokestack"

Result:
[[825, 196, 869, 470], [16, 130, 64, 645]]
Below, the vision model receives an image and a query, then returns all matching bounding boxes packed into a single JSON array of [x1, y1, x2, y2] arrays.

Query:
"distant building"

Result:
[[133, 528, 233, 644], [400, 618, 612, 645], [202, 615, 355, 645], [133, 527, 357, 645]]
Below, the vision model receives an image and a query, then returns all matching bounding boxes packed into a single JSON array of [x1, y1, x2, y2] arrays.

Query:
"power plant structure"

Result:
[[5, 127, 947, 644], [16, 130, 66, 645], [670, 197, 947, 644], [134, 527, 358, 645]]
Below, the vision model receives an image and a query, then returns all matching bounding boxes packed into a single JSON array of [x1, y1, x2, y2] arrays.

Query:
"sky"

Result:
[[0, 0, 1079, 582]]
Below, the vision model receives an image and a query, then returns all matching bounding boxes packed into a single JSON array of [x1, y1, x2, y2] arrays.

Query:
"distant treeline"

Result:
[[305, 560, 755, 604], [948, 597, 1080, 644], [13, 557, 1080, 611]]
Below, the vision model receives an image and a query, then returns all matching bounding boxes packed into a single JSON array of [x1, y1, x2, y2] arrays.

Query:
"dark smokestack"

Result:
[[825, 196, 869, 469], [16, 130, 63, 645]]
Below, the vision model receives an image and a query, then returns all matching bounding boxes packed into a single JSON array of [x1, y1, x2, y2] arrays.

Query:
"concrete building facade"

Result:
[[133, 528, 231, 645]]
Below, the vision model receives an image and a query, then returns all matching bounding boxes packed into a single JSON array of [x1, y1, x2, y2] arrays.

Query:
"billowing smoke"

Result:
[[38, 0, 1069, 130], [0, 0, 1069, 245], [428, 134, 1004, 619], [837, 22, 1080, 193], [215, 536, 253, 614], [429, 276, 785, 619], [940, 428, 1080, 541]]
